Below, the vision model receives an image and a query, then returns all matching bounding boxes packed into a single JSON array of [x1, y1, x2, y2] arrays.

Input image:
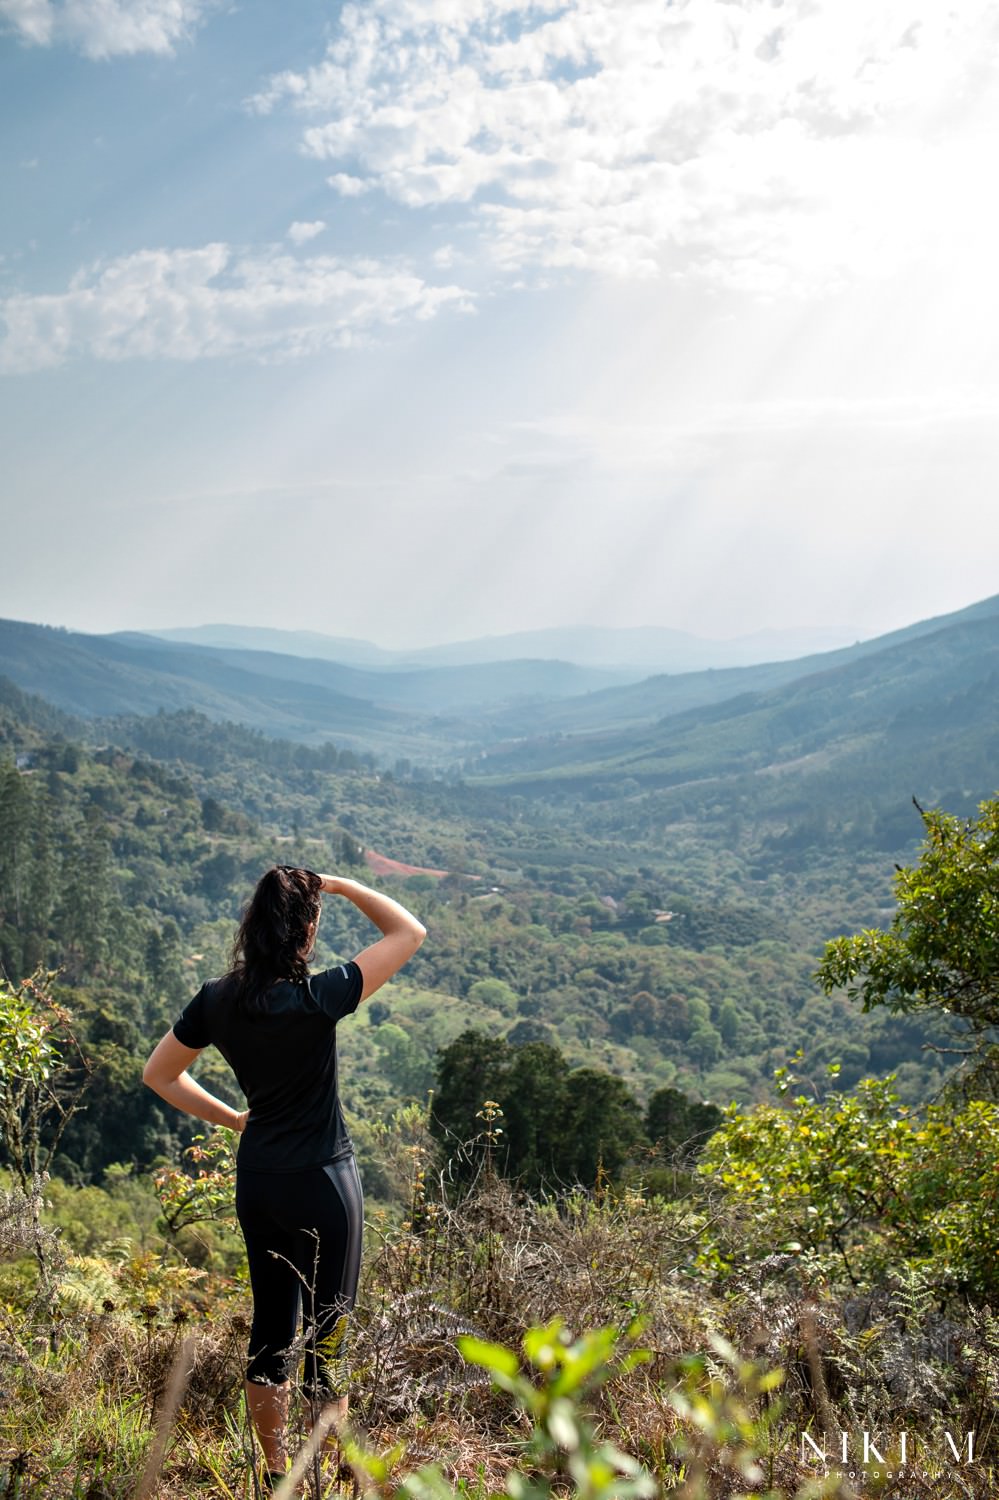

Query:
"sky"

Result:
[[2, 0, 998, 650]]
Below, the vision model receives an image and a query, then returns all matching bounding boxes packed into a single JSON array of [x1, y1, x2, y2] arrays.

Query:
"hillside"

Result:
[[0, 680, 962, 1181], [479, 590, 999, 738], [0, 618, 440, 758], [469, 610, 999, 808], [0, 620, 631, 755], [5, 595, 999, 780]]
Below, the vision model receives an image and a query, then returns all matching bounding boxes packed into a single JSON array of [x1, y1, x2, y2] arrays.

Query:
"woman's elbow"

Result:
[[142, 1055, 176, 1092]]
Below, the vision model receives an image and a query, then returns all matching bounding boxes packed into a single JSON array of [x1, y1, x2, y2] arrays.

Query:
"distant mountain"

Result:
[[0, 619, 629, 757], [385, 623, 862, 670], [140, 625, 400, 668], [0, 619, 423, 756], [479, 592, 999, 739], [0, 674, 85, 744], [106, 634, 631, 708], [5, 595, 999, 781], [139, 620, 860, 673], [468, 607, 999, 798]]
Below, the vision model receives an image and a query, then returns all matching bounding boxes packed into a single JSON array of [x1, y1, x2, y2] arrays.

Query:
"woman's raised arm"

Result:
[[318, 874, 426, 1002]]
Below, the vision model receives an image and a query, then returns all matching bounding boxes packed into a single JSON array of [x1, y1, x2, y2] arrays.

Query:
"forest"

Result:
[[0, 668, 997, 1497]]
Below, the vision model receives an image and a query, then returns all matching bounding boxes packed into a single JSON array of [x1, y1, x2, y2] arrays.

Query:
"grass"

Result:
[[0, 1159, 997, 1497]]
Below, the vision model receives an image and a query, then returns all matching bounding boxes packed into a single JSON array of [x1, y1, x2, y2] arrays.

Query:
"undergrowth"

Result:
[[0, 1138, 996, 1499]]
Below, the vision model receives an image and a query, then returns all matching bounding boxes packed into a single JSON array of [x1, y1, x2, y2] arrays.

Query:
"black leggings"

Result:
[[235, 1154, 364, 1398]]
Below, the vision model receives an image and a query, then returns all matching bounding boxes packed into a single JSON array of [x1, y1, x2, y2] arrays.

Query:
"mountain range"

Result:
[[144, 620, 859, 672], [1, 594, 998, 803]]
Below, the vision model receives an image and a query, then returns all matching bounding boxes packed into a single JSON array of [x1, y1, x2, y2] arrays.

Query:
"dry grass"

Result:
[[2, 1168, 998, 1497]]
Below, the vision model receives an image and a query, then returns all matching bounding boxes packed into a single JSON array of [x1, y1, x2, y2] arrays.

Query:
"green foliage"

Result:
[[431, 1031, 649, 1191], [0, 970, 89, 1190], [645, 1088, 722, 1162], [467, 978, 519, 1016], [455, 1321, 656, 1500], [819, 797, 999, 1091], [152, 1128, 238, 1237], [665, 1334, 788, 1498], [699, 1063, 999, 1298]]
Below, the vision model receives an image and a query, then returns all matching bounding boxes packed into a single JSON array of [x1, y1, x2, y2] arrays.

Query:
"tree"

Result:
[[200, 795, 227, 832], [375, 1022, 434, 1098], [0, 761, 33, 973], [0, 970, 91, 1285], [59, 812, 117, 973], [818, 797, 999, 1094], [557, 1070, 646, 1186], [0, 971, 90, 1190], [501, 1042, 569, 1192], [646, 1087, 722, 1163], [431, 1031, 509, 1158], [431, 1031, 646, 1191], [467, 977, 519, 1016]]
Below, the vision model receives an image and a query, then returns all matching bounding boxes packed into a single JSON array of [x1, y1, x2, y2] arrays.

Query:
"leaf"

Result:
[[457, 1335, 520, 1380]]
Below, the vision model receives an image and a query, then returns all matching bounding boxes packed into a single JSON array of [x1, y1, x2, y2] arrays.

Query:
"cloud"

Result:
[[0, 0, 215, 57], [0, 243, 471, 371], [328, 173, 371, 198], [287, 220, 326, 245], [251, 0, 999, 292]]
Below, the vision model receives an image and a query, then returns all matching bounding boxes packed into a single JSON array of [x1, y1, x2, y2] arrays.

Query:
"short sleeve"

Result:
[[311, 962, 364, 1023], [172, 983, 212, 1049]]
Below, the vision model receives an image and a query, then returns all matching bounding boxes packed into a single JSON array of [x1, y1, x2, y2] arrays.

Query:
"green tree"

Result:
[[557, 1069, 646, 1186], [0, 760, 33, 973], [646, 1086, 721, 1162], [144, 917, 187, 1018], [432, 1032, 646, 1191], [59, 812, 117, 973], [200, 795, 226, 831], [431, 1030, 509, 1159], [818, 797, 999, 1094], [23, 781, 57, 973], [501, 1042, 569, 1192], [375, 1021, 434, 1098], [0, 971, 90, 1191], [467, 977, 519, 1016]]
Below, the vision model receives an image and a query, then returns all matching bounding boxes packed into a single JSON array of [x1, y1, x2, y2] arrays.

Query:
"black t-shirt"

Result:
[[172, 963, 363, 1173]]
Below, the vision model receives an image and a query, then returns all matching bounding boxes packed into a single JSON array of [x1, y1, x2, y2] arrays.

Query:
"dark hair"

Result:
[[228, 865, 323, 1013]]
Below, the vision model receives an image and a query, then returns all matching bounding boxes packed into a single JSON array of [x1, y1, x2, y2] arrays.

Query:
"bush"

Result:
[[698, 1063, 999, 1299]]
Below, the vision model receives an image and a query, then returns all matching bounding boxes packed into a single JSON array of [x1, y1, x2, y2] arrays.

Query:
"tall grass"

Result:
[[1, 1155, 997, 1497]]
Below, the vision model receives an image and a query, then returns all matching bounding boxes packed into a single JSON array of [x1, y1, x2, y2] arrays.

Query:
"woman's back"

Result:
[[174, 962, 363, 1171]]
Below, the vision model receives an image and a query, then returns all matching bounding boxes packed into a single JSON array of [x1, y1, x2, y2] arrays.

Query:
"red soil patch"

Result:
[[364, 849, 449, 880]]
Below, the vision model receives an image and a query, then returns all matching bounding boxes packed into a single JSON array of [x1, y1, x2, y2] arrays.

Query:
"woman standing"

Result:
[[143, 865, 426, 1489]]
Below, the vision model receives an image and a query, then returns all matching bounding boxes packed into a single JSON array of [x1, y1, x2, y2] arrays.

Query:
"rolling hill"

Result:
[[467, 609, 999, 807], [478, 592, 999, 739], [0, 620, 631, 758]]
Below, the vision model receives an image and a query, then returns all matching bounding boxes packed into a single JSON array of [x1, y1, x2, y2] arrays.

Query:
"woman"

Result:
[[143, 865, 426, 1489]]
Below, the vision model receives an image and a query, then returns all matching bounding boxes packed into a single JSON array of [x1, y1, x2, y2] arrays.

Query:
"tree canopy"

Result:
[[818, 796, 999, 1093]]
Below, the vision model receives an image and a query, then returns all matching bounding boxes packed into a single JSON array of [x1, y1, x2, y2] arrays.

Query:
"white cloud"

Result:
[[251, 0, 999, 292], [0, 0, 215, 58], [327, 173, 371, 198], [0, 243, 470, 371], [288, 220, 326, 245]]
